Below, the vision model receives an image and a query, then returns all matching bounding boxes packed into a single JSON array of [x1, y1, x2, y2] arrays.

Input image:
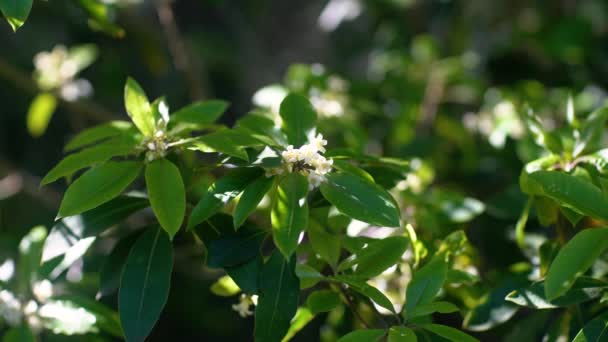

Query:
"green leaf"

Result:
[[521, 170, 608, 221], [574, 106, 608, 157], [26, 93, 57, 137], [320, 172, 400, 227], [58, 161, 142, 217], [188, 168, 262, 229], [404, 256, 448, 319], [337, 329, 386, 342], [545, 227, 608, 300], [279, 93, 317, 146], [332, 275, 395, 313], [306, 290, 341, 314], [192, 128, 265, 160], [0, 0, 33, 31], [255, 251, 300, 342], [99, 232, 141, 297], [119, 227, 173, 342], [2, 325, 35, 342], [272, 173, 309, 258], [506, 276, 608, 309], [339, 236, 408, 278], [203, 226, 265, 268], [233, 175, 274, 228], [42, 139, 137, 185], [236, 114, 287, 146], [124, 77, 155, 136], [308, 219, 340, 268], [388, 326, 417, 342], [295, 263, 324, 289], [17, 225, 47, 296], [408, 301, 460, 318], [210, 275, 241, 297], [421, 324, 479, 342], [145, 159, 186, 239], [170, 100, 228, 126], [226, 256, 262, 294], [281, 307, 315, 342], [65, 121, 135, 152], [572, 310, 608, 342]]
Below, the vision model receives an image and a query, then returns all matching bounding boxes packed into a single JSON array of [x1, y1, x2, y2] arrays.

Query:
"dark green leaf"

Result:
[[321, 172, 400, 227], [145, 159, 186, 238], [99, 232, 141, 297], [279, 93, 317, 146], [233, 175, 274, 228], [574, 106, 608, 157], [192, 128, 265, 160], [204, 226, 265, 268], [339, 236, 408, 278], [272, 173, 309, 258], [124, 77, 154, 136], [421, 324, 479, 342], [295, 264, 324, 289], [337, 329, 386, 342], [58, 161, 142, 217], [188, 168, 262, 229], [64, 121, 134, 152], [308, 219, 340, 268], [236, 114, 287, 146], [545, 227, 608, 300], [388, 326, 417, 342], [306, 290, 341, 314], [408, 301, 460, 318], [404, 256, 448, 318], [572, 310, 608, 342], [255, 251, 300, 342], [119, 227, 173, 342], [2, 325, 34, 342], [226, 256, 262, 294]]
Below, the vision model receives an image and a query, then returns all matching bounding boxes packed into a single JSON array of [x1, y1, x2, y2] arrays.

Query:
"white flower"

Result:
[[273, 134, 333, 189], [281, 145, 299, 163], [33, 279, 53, 302], [309, 133, 328, 153], [307, 172, 326, 190], [232, 294, 257, 318]]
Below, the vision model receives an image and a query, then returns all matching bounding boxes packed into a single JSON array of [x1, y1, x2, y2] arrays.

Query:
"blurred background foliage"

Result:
[[2, 0, 608, 341]]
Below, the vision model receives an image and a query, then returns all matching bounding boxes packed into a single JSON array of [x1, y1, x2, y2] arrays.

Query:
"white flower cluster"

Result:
[[145, 101, 171, 162], [34, 45, 93, 101], [231, 294, 258, 318], [0, 290, 22, 326], [268, 134, 333, 190]]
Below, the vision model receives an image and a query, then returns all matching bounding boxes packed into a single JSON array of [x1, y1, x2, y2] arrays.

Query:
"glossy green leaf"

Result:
[[332, 275, 395, 313], [226, 256, 262, 294], [42, 139, 137, 185], [337, 329, 386, 342], [321, 172, 400, 227], [203, 226, 265, 268], [279, 93, 317, 146], [64, 121, 134, 152], [26, 93, 57, 137], [124, 77, 154, 136], [421, 324, 478, 342], [236, 113, 287, 146], [272, 173, 309, 258], [306, 290, 341, 314], [572, 311, 608, 342], [388, 326, 417, 342], [170, 100, 228, 126], [574, 106, 608, 157], [295, 263, 324, 289], [192, 128, 265, 160], [506, 276, 608, 309], [404, 256, 448, 319], [119, 227, 173, 342], [145, 159, 186, 239], [58, 161, 142, 217], [0, 0, 33, 31], [188, 168, 262, 229], [340, 236, 408, 278], [255, 251, 300, 342], [308, 219, 340, 267], [521, 170, 608, 221], [545, 228, 608, 300], [233, 175, 274, 229], [408, 301, 459, 318], [99, 232, 141, 297]]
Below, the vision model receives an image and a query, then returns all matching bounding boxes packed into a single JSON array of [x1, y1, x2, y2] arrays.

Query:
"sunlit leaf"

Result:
[[272, 173, 309, 258], [145, 158, 186, 239]]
